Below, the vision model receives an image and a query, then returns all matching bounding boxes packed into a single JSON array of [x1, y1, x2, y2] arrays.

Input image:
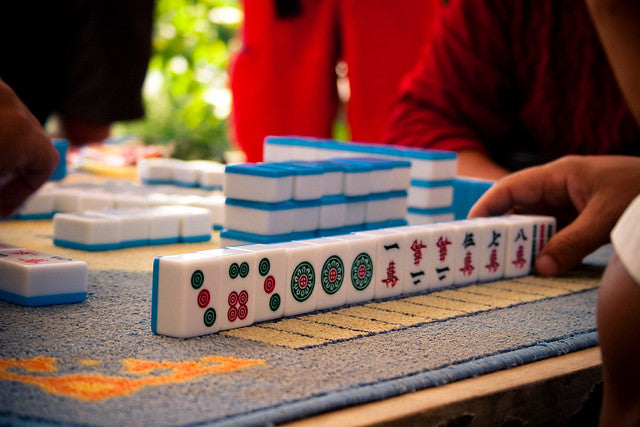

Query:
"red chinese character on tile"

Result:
[[512, 245, 526, 269], [19, 258, 48, 264], [485, 248, 500, 273], [437, 236, 451, 262], [382, 261, 399, 288], [410, 240, 427, 266], [459, 251, 475, 276], [12, 250, 38, 256]]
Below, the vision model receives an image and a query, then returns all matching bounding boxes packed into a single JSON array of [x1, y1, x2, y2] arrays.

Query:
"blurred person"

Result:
[[229, 0, 442, 162], [1, 1, 154, 147], [384, 0, 640, 180]]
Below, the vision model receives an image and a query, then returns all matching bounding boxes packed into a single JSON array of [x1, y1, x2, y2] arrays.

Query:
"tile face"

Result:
[[154, 206, 212, 243], [148, 207, 181, 245], [325, 234, 376, 304], [53, 212, 122, 251], [279, 242, 320, 316], [474, 218, 508, 282], [223, 200, 295, 236], [423, 222, 458, 290], [224, 164, 294, 203], [392, 225, 437, 294], [407, 181, 454, 209], [522, 215, 556, 267], [152, 251, 224, 338], [213, 249, 257, 331], [233, 244, 286, 322], [503, 216, 535, 278], [451, 220, 483, 286], [90, 209, 150, 248], [300, 238, 349, 310], [356, 228, 408, 299], [0, 247, 87, 306]]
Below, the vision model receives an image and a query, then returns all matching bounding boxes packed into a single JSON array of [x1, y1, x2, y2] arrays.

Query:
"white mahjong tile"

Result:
[[0, 249, 87, 306], [318, 196, 347, 230], [223, 201, 295, 236], [403, 151, 457, 181], [278, 241, 321, 316], [503, 216, 535, 278], [138, 158, 181, 184], [223, 164, 294, 203], [356, 228, 410, 299], [152, 251, 225, 337], [407, 182, 454, 209], [53, 187, 85, 212], [514, 215, 557, 269], [420, 221, 458, 290], [297, 238, 349, 310], [390, 161, 412, 192], [78, 190, 116, 211], [153, 206, 212, 243], [53, 212, 122, 250], [147, 207, 181, 245], [291, 200, 320, 233], [233, 244, 286, 322], [344, 196, 367, 228], [323, 234, 376, 304], [450, 219, 483, 286], [90, 209, 150, 248], [17, 186, 55, 218], [474, 217, 508, 283], [386, 225, 437, 294], [204, 248, 258, 331], [172, 161, 202, 187], [197, 161, 225, 190]]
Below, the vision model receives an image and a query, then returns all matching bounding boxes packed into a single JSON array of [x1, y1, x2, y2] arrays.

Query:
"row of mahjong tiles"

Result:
[[52, 206, 214, 251], [152, 214, 556, 339], [135, 137, 459, 191], [12, 180, 226, 226]]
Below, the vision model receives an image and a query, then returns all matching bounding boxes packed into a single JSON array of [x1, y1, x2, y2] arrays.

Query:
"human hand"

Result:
[[0, 79, 59, 217], [467, 155, 640, 276]]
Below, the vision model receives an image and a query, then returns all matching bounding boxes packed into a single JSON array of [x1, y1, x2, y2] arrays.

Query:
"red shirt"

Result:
[[384, 0, 640, 169]]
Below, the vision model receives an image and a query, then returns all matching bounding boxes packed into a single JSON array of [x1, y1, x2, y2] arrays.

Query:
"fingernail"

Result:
[[535, 254, 559, 276]]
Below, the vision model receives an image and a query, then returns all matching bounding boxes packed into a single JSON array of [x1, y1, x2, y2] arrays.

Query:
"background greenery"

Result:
[[114, 0, 241, 161]]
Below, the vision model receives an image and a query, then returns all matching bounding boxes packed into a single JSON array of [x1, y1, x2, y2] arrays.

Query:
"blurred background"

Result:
[[113, 0, 242, 162]]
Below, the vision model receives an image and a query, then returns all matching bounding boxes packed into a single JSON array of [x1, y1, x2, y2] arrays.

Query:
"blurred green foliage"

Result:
[[115, 0, 241, 161]]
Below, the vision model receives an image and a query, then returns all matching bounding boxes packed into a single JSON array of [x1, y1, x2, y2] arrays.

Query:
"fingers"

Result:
[[535, 184, 625, 275], [468, 162, 564, 218]]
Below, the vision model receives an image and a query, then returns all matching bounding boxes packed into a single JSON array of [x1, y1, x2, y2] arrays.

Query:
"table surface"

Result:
[[284, 347, 602, 426], [2, 173, 605, 426]]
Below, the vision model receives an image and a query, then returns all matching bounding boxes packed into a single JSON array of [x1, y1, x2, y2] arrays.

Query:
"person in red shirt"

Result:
[[383, 0, 640, 180], [469, 0, 640, 423], [229, 0, 442, 162]]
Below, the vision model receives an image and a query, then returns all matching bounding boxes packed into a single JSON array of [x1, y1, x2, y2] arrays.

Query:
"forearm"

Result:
[[586, 0, 640, 126]]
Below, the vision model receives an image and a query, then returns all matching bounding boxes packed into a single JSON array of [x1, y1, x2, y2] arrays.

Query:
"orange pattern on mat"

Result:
[[0, 355, 265, 401]]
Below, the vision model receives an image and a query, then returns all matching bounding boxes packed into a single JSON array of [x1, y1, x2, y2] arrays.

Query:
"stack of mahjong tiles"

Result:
[[52, 205, 213, 251], [137, 158, 226, 190], [0, 243, 87, 306], [152, 214, 556, 338], [11, 181, 226, 230], [219, 158, 412, 246], [263, 136, 459, 224]]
